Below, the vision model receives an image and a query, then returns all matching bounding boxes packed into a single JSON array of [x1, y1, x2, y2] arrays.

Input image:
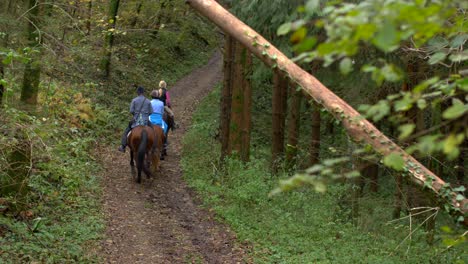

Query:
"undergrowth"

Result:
[[181, 85, 467, 263], [0, 4, 218, 260], [0, 94, 110, 262]]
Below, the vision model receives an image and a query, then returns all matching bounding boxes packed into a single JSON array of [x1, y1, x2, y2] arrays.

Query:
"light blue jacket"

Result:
[[149, 99, 168, 134]]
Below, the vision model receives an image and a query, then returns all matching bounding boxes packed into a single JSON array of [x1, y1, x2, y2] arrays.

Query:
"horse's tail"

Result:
[[137, 129, 148, 171]]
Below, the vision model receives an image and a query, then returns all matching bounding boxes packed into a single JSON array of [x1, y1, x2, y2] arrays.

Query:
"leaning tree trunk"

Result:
[[186, 0, 467, 223], [20, 0, 42, 105], [101, 0, 121, 79], [272, 71, 288, 173], [220, 35, 234, 162]]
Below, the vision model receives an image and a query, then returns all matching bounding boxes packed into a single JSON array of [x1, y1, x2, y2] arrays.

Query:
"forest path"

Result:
[[100, 52, 248, 263]]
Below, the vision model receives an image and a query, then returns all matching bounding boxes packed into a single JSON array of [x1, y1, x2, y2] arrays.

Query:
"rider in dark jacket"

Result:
[[118, 86, 153, 153]]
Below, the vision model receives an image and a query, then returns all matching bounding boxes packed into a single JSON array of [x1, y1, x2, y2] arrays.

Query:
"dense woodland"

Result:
[[1, 0, 467, 263]]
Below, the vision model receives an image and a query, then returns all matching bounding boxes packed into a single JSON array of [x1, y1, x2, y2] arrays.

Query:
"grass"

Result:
[[181, 85, 468, 263]]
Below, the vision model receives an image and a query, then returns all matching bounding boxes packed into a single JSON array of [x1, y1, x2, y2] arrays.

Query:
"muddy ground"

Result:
[[100, 52, 250, 264]]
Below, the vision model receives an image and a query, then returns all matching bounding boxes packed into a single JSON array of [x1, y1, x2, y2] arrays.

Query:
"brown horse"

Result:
[[152, 125, 165, 160], [127, 125, 162, 183]]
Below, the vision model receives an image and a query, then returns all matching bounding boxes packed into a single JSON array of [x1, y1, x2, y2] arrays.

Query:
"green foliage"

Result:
[[182, 86, 468, 263], [0, 0, 218, 261], [383, 153, 405, 171], [0, 97, 105, 262]]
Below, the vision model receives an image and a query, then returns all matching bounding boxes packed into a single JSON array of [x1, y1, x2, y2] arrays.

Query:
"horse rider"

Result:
[[158, 80, 175, 127], [149, 90, 168, 135], [118, 86, 153, 153]]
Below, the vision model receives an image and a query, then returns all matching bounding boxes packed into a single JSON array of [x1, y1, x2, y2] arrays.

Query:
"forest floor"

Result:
[[99, 52, 250, 263]]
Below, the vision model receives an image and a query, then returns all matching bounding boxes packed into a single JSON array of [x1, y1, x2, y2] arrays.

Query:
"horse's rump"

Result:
[[127, 125, 160, 182]]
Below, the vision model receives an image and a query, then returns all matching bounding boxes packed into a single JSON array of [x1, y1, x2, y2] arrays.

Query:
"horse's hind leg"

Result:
[[130, 150, 135, 167]]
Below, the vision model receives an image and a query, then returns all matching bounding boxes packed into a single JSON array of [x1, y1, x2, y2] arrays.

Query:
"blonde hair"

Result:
[[159, 80, 167, 89]]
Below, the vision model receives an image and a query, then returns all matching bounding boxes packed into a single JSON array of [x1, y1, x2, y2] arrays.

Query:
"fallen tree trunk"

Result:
[[185, 0, 467, 224]]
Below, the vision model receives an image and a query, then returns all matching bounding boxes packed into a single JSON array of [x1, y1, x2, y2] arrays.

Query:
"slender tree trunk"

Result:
[[272, 71, 288, 173], [20, 0, 42, 105], [240, 50, 252, 162], [229, 41, 245, 155], [310, 101, 321, 166], [220, 35, 234, 162], [86, 0, 92, 35], [0, 62, 4, 105], [457, 139, 467, 188], [101, 0, 121, 79], [7, 0, 14, 13], [131, 2, 143, 28], [286, 83, 302, 169]]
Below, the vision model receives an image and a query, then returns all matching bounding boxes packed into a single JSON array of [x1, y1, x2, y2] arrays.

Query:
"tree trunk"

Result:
[[272, 71, 288, 173], [310, 101, 321, 166], [86, 0, 93, 35], [131, 2, 143, 28], [220, 35, 234, 162], [101, 0, 121, 79], [0, 62, 4, 105], [286, 83, 302, 169], [228, 41, 244, 155], [240, 49, 252, 162], [20, 0, 42, 105], [186, 0, 467, 221]]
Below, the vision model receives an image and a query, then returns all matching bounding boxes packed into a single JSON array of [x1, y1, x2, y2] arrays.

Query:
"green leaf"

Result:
[[450, 34, 468, 48], [381, 64, 402, 82], [449, 51, 468, 62], [290, 27, 307, 44], [443, 133, 464, 160], [277, 22, 292, 36], [456, 194, 464, 201], [373, 22, 398, 52], [394, 94, 413, 112], [428, 52, 447, 65], [383, 153, 405, 171], [305, 0, 320, 15], [293, 37, 317, 53], [417, 99, 427, 109], [442, 101, 467, 120], [398, 124, 415, 140], [339, 57, 353, 75]]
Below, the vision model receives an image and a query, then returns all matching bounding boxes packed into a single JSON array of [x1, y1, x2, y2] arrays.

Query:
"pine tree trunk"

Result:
[[220, 35, 234, 162], [286, 83, 302, 169], [272, 71, 288, 173], [310, 101, 321, 166], [240, 50, 252, 162], [101, 0, 120, 79], [229, 41, 245, 155], [20, 0, 42, 105]]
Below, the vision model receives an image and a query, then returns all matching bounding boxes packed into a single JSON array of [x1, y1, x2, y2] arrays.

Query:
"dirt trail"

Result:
[[100, 52, 249, 263]]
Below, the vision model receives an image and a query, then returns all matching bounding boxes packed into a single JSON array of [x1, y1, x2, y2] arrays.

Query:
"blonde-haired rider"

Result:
[[158, 80, 175, 119]]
